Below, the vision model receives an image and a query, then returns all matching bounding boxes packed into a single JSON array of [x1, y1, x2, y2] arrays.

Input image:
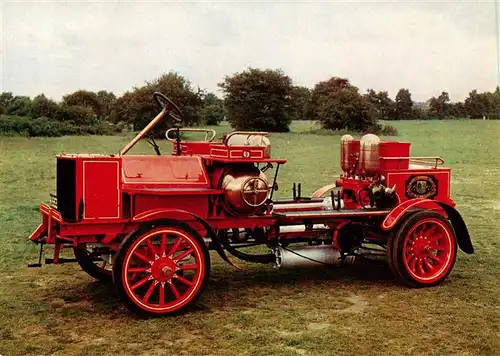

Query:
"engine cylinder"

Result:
[[274, 245, 355, 268], [359, 134, 380, 177], [221, 167, 269, 215]]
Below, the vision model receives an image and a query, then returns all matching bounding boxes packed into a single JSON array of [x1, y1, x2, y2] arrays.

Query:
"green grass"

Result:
[[0, 120, 499, 355]]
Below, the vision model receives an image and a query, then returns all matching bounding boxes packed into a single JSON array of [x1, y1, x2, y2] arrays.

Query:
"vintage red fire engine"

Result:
[[28, 92, 474, 316]]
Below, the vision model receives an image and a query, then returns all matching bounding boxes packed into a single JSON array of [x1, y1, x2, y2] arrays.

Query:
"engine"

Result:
[[219, 166, 270, 215]]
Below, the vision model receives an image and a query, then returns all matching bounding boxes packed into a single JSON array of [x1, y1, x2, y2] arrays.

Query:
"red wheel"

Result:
[[113, 220, 210, 316], [388, 210, 457, 287]]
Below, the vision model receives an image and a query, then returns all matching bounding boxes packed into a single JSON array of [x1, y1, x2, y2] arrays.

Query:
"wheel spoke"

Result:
[[146, 239, 157, 258], [175, 275, 193, 287], [174, 248, 194, 262], [133, 251, 151, 264], [128, 267, 150, 273], [143, 281, 158, 303], [160, 233, 167, 256], [408, 255, 417, 273], [168, 237, 183, 257], [428, 235, 441, 244], [178, 264, 198, 271], [418, 260, 425, 276], [428, 254, 444, 265], [430, 244, 445, 251], [131, 275, 152, 291], [423, 258, 434, 271], [159, 282, 165, 305], [168, 281, 181, 299]]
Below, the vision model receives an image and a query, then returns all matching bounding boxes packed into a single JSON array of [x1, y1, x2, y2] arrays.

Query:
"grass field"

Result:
[[0, 120, 499, 356]]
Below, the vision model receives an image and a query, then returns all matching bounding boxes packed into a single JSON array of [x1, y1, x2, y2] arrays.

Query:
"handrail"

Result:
[[165, 128, 216, 142], [223, 131, 269, 145], [380, 156, 444, 169]]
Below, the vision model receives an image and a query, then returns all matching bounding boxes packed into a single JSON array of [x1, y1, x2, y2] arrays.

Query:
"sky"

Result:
[[1, 0, 499, 103]]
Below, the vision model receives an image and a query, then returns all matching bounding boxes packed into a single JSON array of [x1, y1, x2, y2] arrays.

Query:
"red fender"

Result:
[[311, 183, 338, 198], [132, 208, 241, 269], [381, 198, 447, 231], [436, 202, 474, 254]]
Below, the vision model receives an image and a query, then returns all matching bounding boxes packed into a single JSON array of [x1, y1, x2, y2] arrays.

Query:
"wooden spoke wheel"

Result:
[[388, 211, 457, 287], [113, 220, 210, 316], [74, 244, 113, 283]]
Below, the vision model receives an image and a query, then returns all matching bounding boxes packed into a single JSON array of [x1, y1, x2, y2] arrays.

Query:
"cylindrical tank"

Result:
[[359, 134, 380, 177], [225, 134, 272, 158], [274, 244, 355, 268], [340, 134, 354, 174], [221, 167, 269, 215]]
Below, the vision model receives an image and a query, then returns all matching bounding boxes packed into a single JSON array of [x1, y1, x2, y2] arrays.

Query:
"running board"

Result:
[[45, 258, 78, 264]]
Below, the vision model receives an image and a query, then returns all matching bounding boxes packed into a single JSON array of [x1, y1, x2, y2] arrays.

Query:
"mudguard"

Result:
[[381, 198, 446, 231], [132, 208, 241, 269], [311, 183, 338, 198], [437, 203, 474, 254]]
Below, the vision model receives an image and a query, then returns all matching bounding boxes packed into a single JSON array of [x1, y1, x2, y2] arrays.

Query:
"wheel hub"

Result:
[[413, 236, 432, 258], [151, 258, 176, 282]]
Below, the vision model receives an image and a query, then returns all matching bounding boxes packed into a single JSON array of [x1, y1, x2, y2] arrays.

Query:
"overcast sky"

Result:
[[1, 0, 499, 103]]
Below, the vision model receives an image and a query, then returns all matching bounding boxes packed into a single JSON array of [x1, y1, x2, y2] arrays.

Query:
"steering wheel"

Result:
[[153, 92, 183, 122]]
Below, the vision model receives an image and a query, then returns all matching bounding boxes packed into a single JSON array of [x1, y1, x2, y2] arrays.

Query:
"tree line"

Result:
[[1, 69, 499, 137]]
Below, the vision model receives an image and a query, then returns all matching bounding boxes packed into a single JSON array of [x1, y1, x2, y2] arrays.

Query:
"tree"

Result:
[[62, 90, 102, 118], [290, 85, 312, 121], [0, 92, 14, 115], [219, 68, 294, 132], [309, 77, 377, 131], [364, 89, 395, 120], [96, 90, 116, 120], [55, 104, 97, 126], [482, 86, 500, 120], [4, 95, 32, 117], [200, 93, 226, 125], [428, 91, 451, 119], [394, 89, 414, 120], [31, 94, 59, 119], [464, 90, 491, 119], [111, 72, 204, 136], [449, 102, 467, 118]]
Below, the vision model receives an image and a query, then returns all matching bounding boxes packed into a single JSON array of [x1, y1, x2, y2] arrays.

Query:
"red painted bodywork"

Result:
[[28, 119, 472, 272]]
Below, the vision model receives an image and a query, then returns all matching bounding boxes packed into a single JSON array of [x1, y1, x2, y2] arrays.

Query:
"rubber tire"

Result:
[[112, 219, 211, 317], [74, 246, 113, 283], [387, 210, 457, 288]]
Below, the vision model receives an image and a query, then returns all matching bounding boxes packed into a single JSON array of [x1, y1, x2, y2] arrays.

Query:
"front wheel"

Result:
[[387, 210, 457, 287], [113, 220, 210, 316]]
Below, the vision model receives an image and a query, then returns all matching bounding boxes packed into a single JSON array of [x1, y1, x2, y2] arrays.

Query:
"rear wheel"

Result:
[[74, 244, 113, 282], [388, 210, 457, 287], [113, 220, 210, 316]]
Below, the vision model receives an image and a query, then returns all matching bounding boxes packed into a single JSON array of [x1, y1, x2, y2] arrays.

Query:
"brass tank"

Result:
[[225, 133, 272, 158], [221, 168, 270, 215], [359, 134, 380, 177], [340, 134, 359, 175]]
